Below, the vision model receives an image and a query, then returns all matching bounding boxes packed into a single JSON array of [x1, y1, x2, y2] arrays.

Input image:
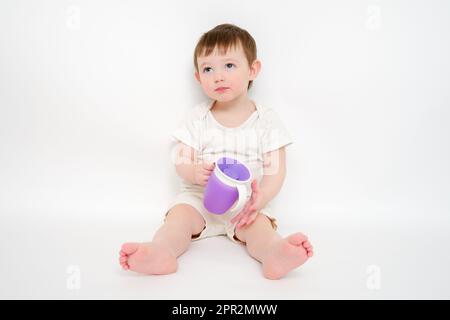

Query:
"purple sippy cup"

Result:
[[203, 157, 252, 215]]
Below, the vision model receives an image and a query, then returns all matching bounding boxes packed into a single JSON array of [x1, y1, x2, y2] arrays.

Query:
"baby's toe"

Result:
[[121, 242, 140, 256], [287, 233, 308, 246], [305, 245, 314, 257], [303, 241, 311, 247], [303, 241, 314, 255], [120, 259, 129, 268]]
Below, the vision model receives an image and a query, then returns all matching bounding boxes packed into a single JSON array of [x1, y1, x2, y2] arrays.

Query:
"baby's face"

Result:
[[195, 44, 260, 102]]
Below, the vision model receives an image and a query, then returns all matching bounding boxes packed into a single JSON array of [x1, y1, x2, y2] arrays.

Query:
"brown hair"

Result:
[[193, 23, 257, 90]]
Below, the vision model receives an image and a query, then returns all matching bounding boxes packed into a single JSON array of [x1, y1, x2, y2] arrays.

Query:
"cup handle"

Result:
[[229, 184, 248, 215]]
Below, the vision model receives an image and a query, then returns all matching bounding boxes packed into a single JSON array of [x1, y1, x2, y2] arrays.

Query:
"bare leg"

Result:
[[235, 213, 314, 280], [119, 204, 206, 275]]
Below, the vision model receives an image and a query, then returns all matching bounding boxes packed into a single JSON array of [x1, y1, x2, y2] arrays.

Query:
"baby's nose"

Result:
[[214, 73, 225, 82]]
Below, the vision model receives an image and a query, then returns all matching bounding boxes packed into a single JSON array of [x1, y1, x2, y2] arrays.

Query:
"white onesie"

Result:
[[166, 99, 293, 243]]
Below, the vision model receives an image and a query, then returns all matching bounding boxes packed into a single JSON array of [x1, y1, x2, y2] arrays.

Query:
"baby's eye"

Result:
[[202, 67, 212, 73], [226, 63, 235, 69]]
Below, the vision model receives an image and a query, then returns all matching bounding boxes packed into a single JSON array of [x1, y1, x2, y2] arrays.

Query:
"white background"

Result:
[[1, 0, 449, 299]]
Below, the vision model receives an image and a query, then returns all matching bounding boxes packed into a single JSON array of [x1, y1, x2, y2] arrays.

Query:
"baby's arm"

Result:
[[174, 142, 214, 186], [258, 147, 287, 207]]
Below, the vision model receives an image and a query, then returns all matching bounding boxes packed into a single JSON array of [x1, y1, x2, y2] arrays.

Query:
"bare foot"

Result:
[[119, 242, 177, 275], [262, 232, 313, 280]]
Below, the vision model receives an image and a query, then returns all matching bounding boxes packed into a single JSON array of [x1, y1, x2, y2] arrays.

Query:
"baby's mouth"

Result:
[[215, 87, 230, 92]]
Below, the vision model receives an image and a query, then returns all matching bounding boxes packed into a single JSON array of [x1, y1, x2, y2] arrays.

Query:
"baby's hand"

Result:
[[193, 162, 215, 186], [231, 180, 266, 228]]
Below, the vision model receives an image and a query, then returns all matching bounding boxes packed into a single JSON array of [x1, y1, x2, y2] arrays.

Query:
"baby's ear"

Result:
[[194, 70, 201, 83], [249, 59, 262, 80]]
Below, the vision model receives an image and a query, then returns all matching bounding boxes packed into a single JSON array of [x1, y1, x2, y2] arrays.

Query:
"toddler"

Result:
[[119, 24, 313, 280]]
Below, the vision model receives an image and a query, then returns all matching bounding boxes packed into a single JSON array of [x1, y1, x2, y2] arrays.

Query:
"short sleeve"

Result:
[[260, 108, 293, 154], [171, 105, 205, 151]]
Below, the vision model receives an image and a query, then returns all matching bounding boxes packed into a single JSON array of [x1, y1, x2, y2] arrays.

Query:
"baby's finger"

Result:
[[231, 202, 250, 224], [231, 212, 244, 224], [231, 203, 249, 223], [239, 212, 253, 227], [243, 212, 258, 226], [242, 214, 252, 226], [202, 168, 214, 176], [237, 217, 248, 229], [202, 162, 215, 171], [251, 179, 259, 193]]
